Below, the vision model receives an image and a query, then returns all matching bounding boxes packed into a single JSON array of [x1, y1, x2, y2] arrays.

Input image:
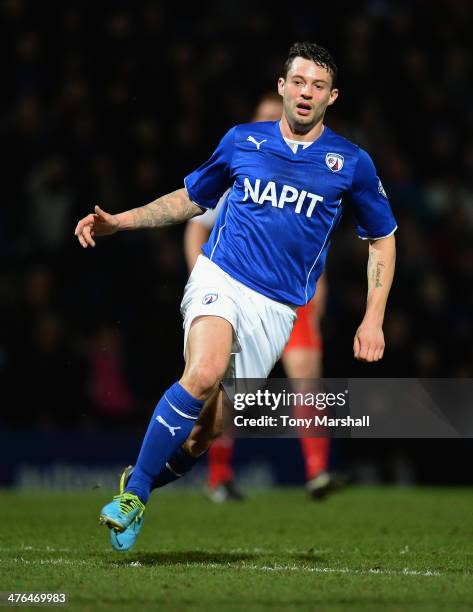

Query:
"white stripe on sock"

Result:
[[165, 462, 183, 478], [164, 395, 198, 420]]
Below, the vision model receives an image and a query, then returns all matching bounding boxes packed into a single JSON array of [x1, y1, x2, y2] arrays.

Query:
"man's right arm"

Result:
[[117, 188, 203, 230], [75, 188, 203, 248]]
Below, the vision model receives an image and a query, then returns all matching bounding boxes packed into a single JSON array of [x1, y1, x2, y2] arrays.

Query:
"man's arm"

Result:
[[75, 188, 203, 248], [353, 234, 396, 362], [311, 273, 327, 318], [183, 221, 211, 272]]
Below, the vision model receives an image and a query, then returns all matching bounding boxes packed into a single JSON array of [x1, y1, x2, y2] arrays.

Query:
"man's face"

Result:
[[278, 57, 338, 131]]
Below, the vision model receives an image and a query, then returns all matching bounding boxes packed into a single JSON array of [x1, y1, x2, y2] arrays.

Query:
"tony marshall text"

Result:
[[234, 415, 370, 428]]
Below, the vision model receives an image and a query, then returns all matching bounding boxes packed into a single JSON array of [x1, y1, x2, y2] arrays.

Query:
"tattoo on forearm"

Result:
[[375, 262, 385, 288], [368, 248, 385, 292], [135, 190, 200, 228]]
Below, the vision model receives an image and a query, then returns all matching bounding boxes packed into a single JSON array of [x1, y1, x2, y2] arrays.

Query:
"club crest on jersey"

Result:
[[325, 152, 344, 172], [202, 293, 218, 305]]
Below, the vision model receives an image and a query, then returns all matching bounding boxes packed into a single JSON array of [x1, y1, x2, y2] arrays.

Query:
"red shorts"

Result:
[[284, 299, 322, 353]]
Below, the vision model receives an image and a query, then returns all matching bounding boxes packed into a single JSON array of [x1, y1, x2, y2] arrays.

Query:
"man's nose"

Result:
[[301, 84, 313, 98]]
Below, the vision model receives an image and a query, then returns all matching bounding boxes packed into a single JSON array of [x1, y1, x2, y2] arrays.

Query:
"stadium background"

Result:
[[1, 0, 472, 488]]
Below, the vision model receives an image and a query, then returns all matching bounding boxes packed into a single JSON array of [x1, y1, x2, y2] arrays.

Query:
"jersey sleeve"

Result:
[[348, 148, 397, 240], [189, 190, 229, 229], [184, 128, 235, 210]]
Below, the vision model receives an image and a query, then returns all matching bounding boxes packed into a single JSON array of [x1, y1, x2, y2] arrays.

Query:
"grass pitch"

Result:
[[1, 487, 472, 611]]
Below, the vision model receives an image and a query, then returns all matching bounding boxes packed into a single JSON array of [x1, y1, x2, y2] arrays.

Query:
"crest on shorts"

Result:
[[202, 293, 218, 305], [325, 152, 344, 172]]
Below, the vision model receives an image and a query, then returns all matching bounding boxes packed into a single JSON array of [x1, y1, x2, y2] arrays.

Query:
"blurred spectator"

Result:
[[88, 324, 136, 424], [26, 158, 74, 253]]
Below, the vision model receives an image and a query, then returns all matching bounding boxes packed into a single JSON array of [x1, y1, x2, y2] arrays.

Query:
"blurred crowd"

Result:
[[1, 0, 472, 429]]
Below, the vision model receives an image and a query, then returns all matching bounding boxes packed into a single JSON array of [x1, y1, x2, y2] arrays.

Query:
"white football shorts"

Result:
[[181, 255, 297, 378]]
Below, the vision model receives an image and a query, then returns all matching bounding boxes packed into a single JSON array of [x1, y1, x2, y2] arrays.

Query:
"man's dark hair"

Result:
[[284, 42, 338, 88]]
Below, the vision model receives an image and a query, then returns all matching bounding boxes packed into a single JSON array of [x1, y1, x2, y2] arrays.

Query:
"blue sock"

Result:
[[125, 382, 204, 503], [151, 447, 201, 489]]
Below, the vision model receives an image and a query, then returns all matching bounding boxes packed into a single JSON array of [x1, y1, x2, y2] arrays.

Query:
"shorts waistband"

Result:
[[198, 255, 297, 314]]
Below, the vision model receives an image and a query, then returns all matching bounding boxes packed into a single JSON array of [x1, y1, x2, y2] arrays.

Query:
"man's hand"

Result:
[[353, 321, 385, 362], [74, 205, 120, 248]]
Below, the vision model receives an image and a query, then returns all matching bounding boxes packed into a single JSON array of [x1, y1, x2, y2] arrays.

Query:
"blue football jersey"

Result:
[[184, 121, 397, 306]]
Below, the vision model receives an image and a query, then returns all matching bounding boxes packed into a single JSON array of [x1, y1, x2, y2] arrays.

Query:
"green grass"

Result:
[[1, 487, 473, 611]]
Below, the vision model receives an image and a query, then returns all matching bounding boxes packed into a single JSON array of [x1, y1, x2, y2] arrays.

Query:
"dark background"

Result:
[[1, 0, 472, 486]]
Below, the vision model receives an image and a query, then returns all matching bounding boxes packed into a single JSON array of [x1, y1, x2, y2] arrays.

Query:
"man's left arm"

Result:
[[354, 234, 396, 362]]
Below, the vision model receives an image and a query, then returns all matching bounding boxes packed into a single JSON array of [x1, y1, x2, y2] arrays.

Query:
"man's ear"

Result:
[[328, 88, 339, 106], [277, 77, 285, 97]]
